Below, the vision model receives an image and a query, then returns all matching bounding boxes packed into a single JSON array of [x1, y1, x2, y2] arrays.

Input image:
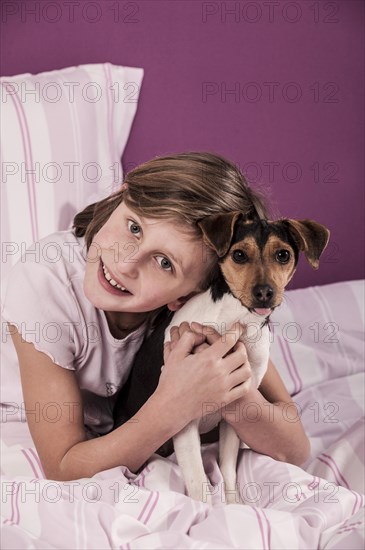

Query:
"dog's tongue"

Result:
[[253, 308, 272, 316]]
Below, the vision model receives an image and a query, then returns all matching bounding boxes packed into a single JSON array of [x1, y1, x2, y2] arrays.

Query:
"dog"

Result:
[[113, 212, 330, 505]]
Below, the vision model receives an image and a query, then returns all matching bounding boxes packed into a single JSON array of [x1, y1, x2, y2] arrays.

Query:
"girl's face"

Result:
[[83, 202, 215, 314]]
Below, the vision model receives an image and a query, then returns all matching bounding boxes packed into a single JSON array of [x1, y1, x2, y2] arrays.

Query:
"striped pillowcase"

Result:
[[0, 62, 144, 281], [269, 279, 364, 395]]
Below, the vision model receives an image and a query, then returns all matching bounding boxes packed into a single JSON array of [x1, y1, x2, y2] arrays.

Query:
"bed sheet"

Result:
[[1, 280, 364, 549]]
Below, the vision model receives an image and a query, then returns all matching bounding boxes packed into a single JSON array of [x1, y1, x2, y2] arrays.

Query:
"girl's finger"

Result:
[[230, 361, 251, 382], [209, 321, 245, 358], [170, 323, 201, 351], [169, 325, 180, 345], [177, 321, 193, 338], [223, 342, 250, 373], [170, 322, 196, 343], [232, 340, 248, 362], [168, 330, 205, 362], [190, 322, 221, 344], [163, 341, 172, 362], [228, 365, 251, 389], [192, 342, 210, 355]]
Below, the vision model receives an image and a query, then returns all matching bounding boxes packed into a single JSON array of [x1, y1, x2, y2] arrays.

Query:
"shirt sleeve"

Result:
[[1, 258, 80, 370]]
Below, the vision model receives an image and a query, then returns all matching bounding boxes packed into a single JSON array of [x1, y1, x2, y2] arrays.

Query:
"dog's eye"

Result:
[[232, 250, 248, 264], [276, 249, 291, 263]]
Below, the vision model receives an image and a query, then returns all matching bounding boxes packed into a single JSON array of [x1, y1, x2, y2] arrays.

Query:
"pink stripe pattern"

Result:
[[3, 83, 39, 243]]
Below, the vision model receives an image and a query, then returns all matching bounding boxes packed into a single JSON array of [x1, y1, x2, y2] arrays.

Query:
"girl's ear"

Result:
[[167, 291, 200, 312]]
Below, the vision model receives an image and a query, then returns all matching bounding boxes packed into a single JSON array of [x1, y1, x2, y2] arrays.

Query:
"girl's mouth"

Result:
[[98, 260, 132, 296]]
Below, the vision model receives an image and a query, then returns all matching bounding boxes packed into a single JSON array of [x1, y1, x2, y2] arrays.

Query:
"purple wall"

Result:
[[1, 0, 364, 290]]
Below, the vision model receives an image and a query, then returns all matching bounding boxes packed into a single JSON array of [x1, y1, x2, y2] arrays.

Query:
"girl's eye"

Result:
[[127, 220, 141, 235], [155, 256, 173, 271], [127, 220, 173, 272]]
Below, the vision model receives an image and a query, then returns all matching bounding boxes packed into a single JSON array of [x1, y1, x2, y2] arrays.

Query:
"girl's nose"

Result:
[[113, 244, 141, 279]]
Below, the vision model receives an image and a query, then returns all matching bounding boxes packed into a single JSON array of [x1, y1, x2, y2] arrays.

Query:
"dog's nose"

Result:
[[252, 285, 274, 303]]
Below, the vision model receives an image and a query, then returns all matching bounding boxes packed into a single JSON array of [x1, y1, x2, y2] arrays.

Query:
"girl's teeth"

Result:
[[102, 263, 128, 291]]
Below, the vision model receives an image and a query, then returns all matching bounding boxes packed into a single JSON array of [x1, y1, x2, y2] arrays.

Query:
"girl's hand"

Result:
[[157, 321, 252, 425], [167, 321, 211, 355]]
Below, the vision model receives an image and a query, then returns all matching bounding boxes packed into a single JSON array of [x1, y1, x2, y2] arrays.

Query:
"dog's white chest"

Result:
[[165, 290, 246, 335], [164, 290, 270, 389], [163, 289, 271, 504]]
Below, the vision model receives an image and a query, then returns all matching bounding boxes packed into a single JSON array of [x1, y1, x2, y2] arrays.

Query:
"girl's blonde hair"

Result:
[[73, 151, 270, 250], [73, 151, 270, 328]]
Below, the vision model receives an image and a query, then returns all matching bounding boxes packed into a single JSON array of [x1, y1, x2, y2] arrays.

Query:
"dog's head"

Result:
[[198, 213, 330, 316]]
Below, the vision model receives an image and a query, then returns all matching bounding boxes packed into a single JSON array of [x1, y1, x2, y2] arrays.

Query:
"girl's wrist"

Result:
[[221, 387, 263, 425], [149, 389, 192, 434]]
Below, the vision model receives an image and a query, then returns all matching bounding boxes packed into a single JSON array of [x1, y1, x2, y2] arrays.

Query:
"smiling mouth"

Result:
[[101, 261, 132, 294]]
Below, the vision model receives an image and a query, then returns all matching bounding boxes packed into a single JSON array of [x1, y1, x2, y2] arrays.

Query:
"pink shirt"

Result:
[[1, 230, 149, 438]]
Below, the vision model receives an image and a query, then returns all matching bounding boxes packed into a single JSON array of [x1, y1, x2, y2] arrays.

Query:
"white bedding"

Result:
[[1, 279, 364, 549]]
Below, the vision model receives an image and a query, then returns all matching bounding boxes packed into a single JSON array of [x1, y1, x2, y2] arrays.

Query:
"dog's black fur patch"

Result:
[[231, 220, 300, 265]]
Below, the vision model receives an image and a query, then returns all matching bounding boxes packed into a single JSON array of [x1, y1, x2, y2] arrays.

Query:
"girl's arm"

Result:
[[10, 321, 249, 480], [221, 358, 311, 466]]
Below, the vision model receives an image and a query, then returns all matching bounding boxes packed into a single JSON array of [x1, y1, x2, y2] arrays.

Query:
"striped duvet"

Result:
[[1, 279, 364, 549]]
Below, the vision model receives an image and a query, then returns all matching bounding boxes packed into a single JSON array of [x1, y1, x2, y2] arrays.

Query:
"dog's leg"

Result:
[[243, 324, 271, 388], [173, 421, 213, 505], [219, 421, 241, 505], [217, 323, 270, 507]]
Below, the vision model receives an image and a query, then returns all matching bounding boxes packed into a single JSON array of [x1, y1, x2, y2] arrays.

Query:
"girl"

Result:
[[3, 152, 310, 481]]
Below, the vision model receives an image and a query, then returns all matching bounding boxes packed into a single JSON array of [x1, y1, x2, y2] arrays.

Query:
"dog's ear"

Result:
[[197, 212, 242, 257], [281, 219, 330, 269]]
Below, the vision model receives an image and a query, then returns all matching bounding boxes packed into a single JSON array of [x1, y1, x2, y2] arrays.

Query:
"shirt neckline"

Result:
[[102, 312, 149, 347]]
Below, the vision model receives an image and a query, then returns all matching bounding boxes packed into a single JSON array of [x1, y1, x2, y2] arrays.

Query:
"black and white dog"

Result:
[[114, 212, 330, 504]]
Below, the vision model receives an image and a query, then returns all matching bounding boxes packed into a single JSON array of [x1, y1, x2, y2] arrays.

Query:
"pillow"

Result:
[[0, 62, 144, 283], [269, 279, 364, 395]]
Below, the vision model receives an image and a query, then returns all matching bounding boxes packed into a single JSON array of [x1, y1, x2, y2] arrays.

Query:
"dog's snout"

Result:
[[252, 284, 274, 303]]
